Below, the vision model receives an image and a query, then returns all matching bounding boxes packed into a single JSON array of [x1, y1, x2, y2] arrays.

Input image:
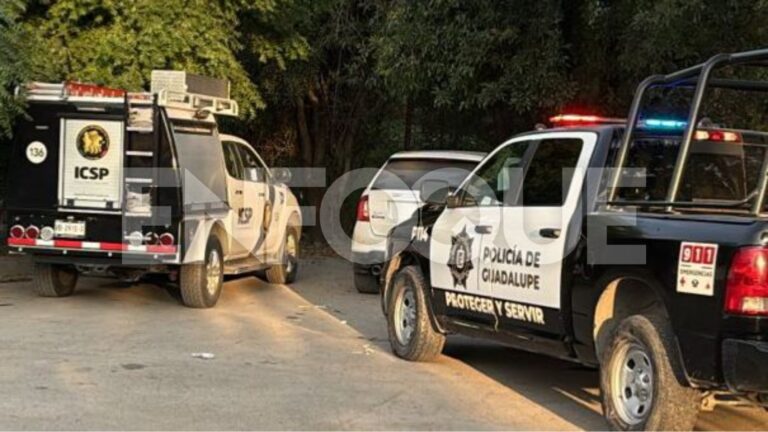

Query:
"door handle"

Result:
[[474, 225, 492, 234], [539, 228, 561, 239], [235, 190, 243, 195], [258, 193, 265, 197]]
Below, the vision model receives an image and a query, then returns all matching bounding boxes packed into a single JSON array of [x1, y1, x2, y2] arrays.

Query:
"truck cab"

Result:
[[6, 71, 301, 308], [381, 50, 768, 430]]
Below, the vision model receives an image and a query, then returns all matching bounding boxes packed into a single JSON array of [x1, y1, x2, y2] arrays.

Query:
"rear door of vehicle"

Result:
[[59, 118, 125, 210], [368, 158, 476, 237]]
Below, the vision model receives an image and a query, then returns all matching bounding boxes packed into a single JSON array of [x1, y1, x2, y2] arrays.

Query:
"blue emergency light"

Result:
[[641, 118, 687, 129]]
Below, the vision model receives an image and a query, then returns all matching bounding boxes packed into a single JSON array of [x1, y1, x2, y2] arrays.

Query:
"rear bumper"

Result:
[[722, 339, 768, 393], [351, 222, 387, 253], [352, 250, 386, 268], [8, 238, 179, 263]]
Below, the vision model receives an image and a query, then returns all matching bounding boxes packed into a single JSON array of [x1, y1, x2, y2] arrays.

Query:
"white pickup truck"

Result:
[[5, 71, 302, 308]]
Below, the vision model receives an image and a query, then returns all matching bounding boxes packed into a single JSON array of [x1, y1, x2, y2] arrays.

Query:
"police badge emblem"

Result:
[[448, 226, 474, 288], [76, 125, 110, 160]]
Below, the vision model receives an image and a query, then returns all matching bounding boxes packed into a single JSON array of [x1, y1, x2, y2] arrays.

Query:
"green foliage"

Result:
[[569, 0, 768, 114], [7, 0, 768, 160], [25, 0, 309, 117], [5, 0, 768, 238], [0, 0, 29, 137], [374, 0, 571, 113]]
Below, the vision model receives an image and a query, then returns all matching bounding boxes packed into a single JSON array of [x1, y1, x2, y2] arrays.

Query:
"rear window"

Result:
[[372, 158, 477, 191], [611, 79, 768, 211], [617, 136, 766, 203]]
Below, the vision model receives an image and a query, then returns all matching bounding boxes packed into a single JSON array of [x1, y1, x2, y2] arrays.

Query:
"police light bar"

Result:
[[639, 118, 743, 142], [65, 82, 126, 98], [695, 130, 742, 142], [21, 81, 127, 102], [549, 114, 625, 127]]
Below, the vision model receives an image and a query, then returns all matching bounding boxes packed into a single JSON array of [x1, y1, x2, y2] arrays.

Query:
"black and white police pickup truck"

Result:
[[5, 71, 301, 308], [381, 50, 768, 430]]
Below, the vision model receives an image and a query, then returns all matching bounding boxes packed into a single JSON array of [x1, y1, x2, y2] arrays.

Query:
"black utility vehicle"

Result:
[[381, 49, 768, 430]]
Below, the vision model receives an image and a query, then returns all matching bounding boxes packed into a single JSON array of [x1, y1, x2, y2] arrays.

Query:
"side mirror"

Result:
[[420, 180, 452, 206], [272, 167, 292, 184]]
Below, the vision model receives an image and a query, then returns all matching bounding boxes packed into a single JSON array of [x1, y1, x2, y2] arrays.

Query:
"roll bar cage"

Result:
[[607, 48, 768, 215]]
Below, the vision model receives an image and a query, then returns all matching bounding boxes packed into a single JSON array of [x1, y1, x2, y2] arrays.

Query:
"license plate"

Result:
[[54, 220, 86, 238]]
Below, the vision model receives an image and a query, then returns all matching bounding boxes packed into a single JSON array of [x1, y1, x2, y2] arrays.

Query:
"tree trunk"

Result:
[[296, 96, 313, 166], [295, 95, 325, 243], [403, 95, 413, 150]]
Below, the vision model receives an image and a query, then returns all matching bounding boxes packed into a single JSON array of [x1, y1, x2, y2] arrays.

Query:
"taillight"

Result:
[[25, 225, 40, 240], [144, 232, 159, 245], [725, 247, 768, 316], [159, 233, 175, 246], [9, 225, 24, 239], [356, 195, 370, 222]]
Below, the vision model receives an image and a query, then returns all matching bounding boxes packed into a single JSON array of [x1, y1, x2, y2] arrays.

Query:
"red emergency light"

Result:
[[65, 82, 126, 98], [549, 113, 625, 127]]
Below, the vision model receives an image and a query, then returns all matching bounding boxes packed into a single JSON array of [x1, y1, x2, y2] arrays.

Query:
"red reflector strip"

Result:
[[54, 239, 82, 249], [7, 238, 176, 254], [147, 245, 178, 254], [100, 242, 126, 251], [8, 238, 35, 246]]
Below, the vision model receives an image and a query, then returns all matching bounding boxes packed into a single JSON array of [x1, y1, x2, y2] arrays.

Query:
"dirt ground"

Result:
[[0, 256, 766, 430]]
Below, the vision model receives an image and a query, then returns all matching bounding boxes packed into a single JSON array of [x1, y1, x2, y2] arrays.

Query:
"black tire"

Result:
[[266, 226, 299, 284], [354, 270, 380, 294], [33, 263, 78, 297], [386, 265, 445, 361], [600, 314, 700, 431], [180, 236, 223, 308]]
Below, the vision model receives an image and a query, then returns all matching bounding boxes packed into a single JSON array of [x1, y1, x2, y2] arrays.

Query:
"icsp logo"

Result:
[[448, 226, 474, 288], [76, 125, 110, 160]]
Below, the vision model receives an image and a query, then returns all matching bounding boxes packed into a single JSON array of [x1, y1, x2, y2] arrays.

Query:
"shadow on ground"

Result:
[[291, 257, 768, 431]]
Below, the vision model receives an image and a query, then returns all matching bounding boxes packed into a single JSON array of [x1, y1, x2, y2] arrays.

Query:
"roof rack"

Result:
[[156, 89, 239, 117], [18, 81, 127, 104], [17, 78, 239, 118], [151, 70, 238, 117]]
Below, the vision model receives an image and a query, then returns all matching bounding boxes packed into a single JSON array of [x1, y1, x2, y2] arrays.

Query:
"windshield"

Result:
[[372, 158, 478, 191]]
